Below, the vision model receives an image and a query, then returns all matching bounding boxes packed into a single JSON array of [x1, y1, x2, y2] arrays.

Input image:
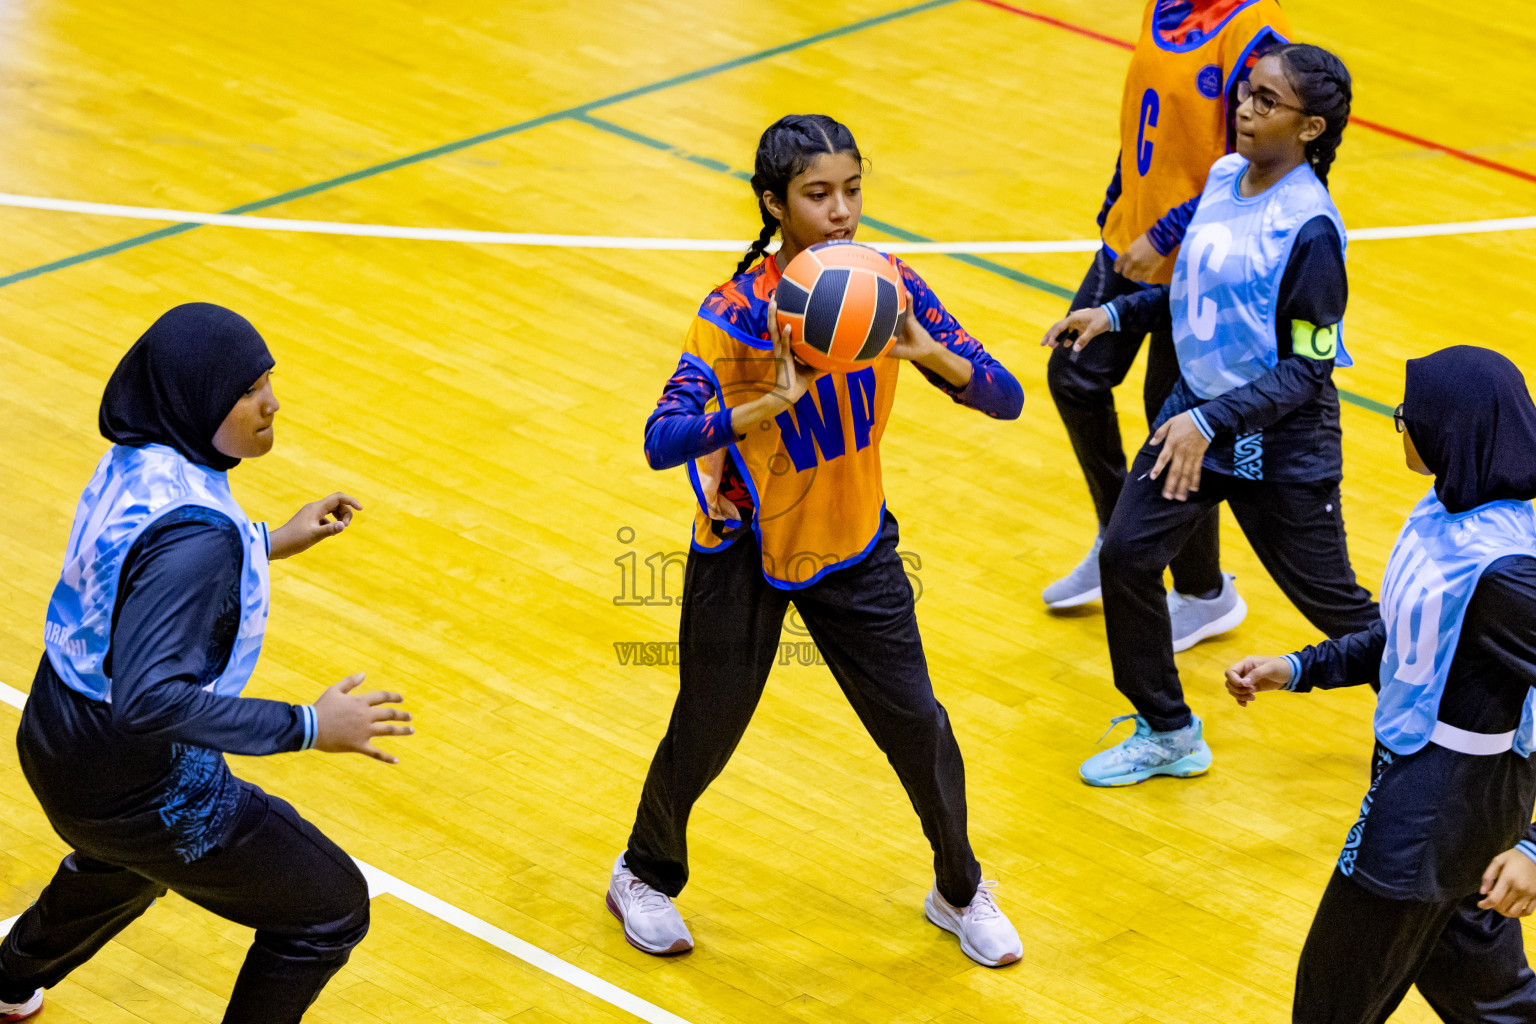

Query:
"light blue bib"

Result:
[[1376, 488, 1536, 755], [44, 444, 270, 702], [1170, 154, 1352, 400]]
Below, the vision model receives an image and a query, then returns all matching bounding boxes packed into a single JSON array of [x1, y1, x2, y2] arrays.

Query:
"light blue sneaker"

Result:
[[1079, 714, 1212, 787]]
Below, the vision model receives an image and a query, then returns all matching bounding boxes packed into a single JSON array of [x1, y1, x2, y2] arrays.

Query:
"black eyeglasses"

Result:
[[1394, 403, 1406, 433], [1237, 79, 1306, 117]]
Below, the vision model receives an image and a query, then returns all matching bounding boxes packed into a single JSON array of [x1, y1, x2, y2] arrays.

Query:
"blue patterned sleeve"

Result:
[[1097, 155, 1123, 231], [896, 260, 1023, 420], [644, 352, 738, 470], [1147, 196, 1200, 256]]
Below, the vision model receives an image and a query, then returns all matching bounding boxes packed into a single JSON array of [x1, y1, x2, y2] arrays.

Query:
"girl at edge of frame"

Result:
[[1044, 43, 1379, 787], [607, 114, 1027, 968], [0, 305, 413, 1024], [1226, 346, 1536, 1024]]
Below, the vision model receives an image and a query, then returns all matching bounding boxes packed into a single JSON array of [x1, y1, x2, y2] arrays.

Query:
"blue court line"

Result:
[[569, 112, 1394, 417], [0, 0, 960, 291]]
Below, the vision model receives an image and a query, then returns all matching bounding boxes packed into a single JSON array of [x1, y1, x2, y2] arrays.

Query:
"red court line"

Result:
[[972, 0, 1132, 49], [973, 0, 1536, 187]]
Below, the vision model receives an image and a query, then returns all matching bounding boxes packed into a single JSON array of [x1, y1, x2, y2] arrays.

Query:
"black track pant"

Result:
[[1047, 247, 1222, 595], [625, 511, 983, 909], [1296, 869, 1536, 1023], [1101, 452, 1378, 731], [0, 784, 370, 1023]]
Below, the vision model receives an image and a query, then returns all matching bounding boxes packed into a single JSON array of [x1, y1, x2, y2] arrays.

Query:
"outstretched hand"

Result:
[[313, 673, 413, 764], [269, 493, 361, 560], [1041, 307, 1111, 353], [1224, 655, 1293, 706]]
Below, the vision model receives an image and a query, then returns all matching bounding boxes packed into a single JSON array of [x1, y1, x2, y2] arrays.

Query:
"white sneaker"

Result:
[[924, 880, 1022, 967], [606, 853, 693, 955], [1167, 572, 1247, 652], [0, 989, 42, 1023], [1043, 534, 1103, 608]]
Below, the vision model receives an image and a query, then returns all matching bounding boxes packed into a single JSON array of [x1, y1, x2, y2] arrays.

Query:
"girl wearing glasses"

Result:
[[1043, 43, 1379, 786], [1225, 346, 1536, 1023]]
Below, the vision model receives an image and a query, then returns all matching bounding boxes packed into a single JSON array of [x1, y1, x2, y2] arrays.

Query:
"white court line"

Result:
[[1, 192, 1533, 253], [0, 682, 694, 1024]]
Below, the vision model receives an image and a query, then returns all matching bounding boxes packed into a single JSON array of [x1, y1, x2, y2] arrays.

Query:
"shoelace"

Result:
[[965, 879, 1003, 922], [1095, 713, 1139, 745], [626, 876, 676, 915], [1095, 715, 1182, 766]]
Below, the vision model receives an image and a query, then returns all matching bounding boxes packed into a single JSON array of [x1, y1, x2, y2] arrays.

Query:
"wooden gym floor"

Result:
[[1, 0, 1533, 1020]]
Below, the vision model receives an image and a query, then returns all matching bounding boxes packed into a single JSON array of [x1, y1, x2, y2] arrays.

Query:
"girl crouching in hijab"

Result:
[[0, 304, 413, 1024], [1225, 345, 1536, 1023]]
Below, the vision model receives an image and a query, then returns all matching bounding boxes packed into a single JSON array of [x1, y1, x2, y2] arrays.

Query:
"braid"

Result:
[[736, 203, 778, 276], [1274, 43, 1353, 187], [732, 114, 862, 276]]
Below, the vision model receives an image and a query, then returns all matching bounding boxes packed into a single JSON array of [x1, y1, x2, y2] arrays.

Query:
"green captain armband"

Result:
[[1291, 320, 1339, 361]]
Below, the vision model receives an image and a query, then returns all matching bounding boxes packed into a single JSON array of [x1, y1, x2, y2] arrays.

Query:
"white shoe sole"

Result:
[[924, 894, 1021, 968], [605, 891, 692, 956], [1171, 594, 1248, 653], [0, 991, 42, 1023], [1044, 585, 1102, 610]]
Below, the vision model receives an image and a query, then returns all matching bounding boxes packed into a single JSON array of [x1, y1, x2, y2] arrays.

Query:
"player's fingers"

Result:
[[361, 742, 400, 765], [370, 723, 415, 737], [1483, 858, 1506, 893], [1164, 451, 1190, 500], [365, 690, 404, 706], [338, 672, 366, 693], [1042, 318, 1068, 347]]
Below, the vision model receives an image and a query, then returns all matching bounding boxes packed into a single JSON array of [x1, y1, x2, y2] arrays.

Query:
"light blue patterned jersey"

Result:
[[44, 443, 270, 702], [1376, 488, 1536, 755], [1170, 153, 1351, 400]]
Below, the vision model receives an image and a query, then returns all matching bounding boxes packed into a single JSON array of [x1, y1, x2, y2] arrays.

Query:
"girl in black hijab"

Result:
[[1225, 345, 1536, 1023], [0, 304, 412, 1024]]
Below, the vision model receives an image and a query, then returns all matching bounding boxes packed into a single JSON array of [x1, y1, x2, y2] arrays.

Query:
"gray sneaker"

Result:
[[1168, 572, 1247, 652], [1043, 534, 1103, 608]]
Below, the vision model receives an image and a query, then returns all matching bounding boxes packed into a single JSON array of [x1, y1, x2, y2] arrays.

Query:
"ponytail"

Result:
[[734, 114, 862, 275], [1274, 43, 1352, 187]]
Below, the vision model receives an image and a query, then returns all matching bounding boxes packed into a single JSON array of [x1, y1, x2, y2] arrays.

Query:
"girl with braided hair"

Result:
[[1045, 43, 1380, 786], [607, 114, 1026, 966]]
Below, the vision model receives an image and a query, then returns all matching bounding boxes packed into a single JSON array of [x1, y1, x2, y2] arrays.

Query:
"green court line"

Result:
[[0, 0, 959, 290], [573, 111, 1074, 300], [570, 112, 1393, 416], [0, 0, 1390, 417]]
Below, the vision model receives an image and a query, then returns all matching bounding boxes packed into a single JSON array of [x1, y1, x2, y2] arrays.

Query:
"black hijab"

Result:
[[1403, 345, 1536, 514], [99, 303, 274, 472]]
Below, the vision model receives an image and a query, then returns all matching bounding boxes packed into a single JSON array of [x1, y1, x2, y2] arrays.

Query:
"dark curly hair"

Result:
[[735, 114, 862, 275], [1273, 43, 1353, 187]]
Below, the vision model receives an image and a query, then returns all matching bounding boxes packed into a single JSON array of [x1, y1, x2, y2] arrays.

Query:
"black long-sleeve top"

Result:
[[1287, 555, 1536, 896], [1109, 216, 1347, 482], [19, 506, 310, 865]]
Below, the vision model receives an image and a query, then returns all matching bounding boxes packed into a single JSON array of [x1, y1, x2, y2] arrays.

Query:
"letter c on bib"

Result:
[[1136, 89, 1159, 176], [1185, 222, 1232, 342]]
